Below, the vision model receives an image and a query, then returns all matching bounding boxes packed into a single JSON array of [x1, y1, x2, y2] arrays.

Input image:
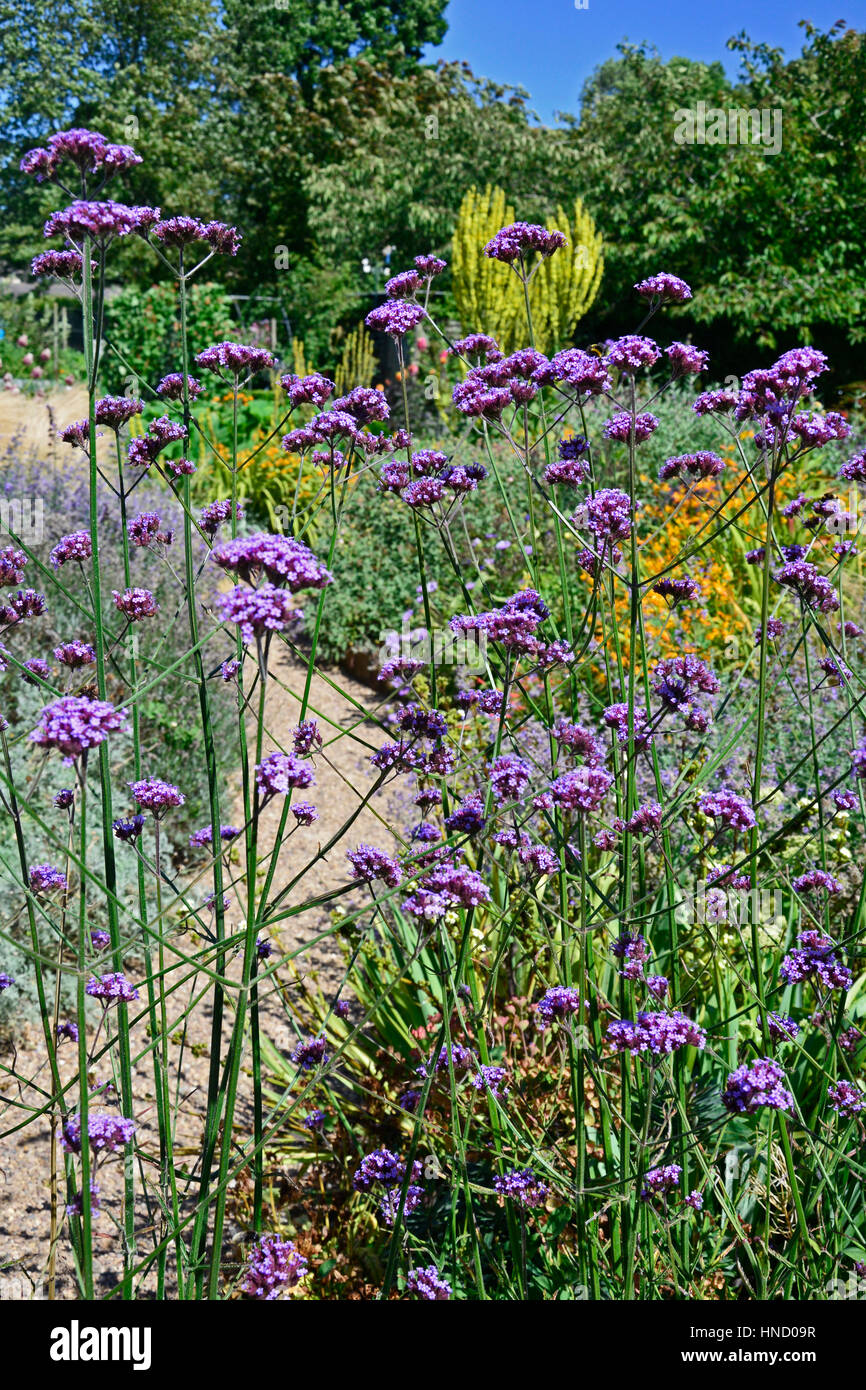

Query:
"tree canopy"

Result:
[[1, 6, 863, 382]]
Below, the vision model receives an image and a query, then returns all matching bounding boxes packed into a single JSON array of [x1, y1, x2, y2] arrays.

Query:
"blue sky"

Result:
[[424, 1, 866, 124]]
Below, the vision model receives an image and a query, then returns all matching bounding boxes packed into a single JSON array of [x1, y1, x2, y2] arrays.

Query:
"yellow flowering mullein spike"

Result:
[[335, 322, 377, 396], [452, 188, 604, 353], [291, 337, 310, 380], [452, 185, 520, 351], [529, 200, 605, 353]]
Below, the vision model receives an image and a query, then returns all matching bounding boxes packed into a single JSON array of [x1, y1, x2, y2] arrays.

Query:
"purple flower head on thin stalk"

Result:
[[533, 348, 610, 396], [189, 824, 241, 849], [31, 250, 88, 279], [535, 986, 583, 1029], [406, 1266, 452, 1300], [211, 532, 332, 591], [365, 300, 426, 337], [291, 1035, 329, 1071], [385, 269, 422, 298], [128, 512, 172, 549], [57, 1019, 79, 1042], [544, 440, 590, 486], [484, 222, 566, 264], [90, 930, 110, 949], [22, 127, 141, 180], [450, 588, 549, 657], [199, 499, 244, 536], [129, 778, 185, 814], [608, 1011, 706, 1055], [780, 929, 851, 992], [94, 396, 143, 430], [792, 869, 842, 896], [353, 1147, 422, 1191], [493, 1167, 549, 1207], [603, 702, 653, 749], [451, 333, 502, 362], [303, 1109, 326, 1132], [378, 1185, 424, 1226], [698, 788, 756, 833], [333, 385, 390, 424], [66, 1182, 101, 1218], [216, 584, 295, 643], [44, 200, 148, 243], [255, 751, 315, 798], [573, 488, 632, 544], [634, 272, 692, 303], [653, 576, 701, 607], [0, 589, 46, 628], [28, 863, 68, 894], [241, 1235, 307, 1300], [685, 1191, 704, 1211], [113, 815, 145, 842], [640, 1164, 682, 1200], [111, 587, 157, 624], [54, 640, 95, 669], [605, 335, 660, 372], [85, 973, 139, 1003], [625, 800, 662, 837], [722, 1058, 794, 1114], [60, 1112, 136, 1154], [603, 411, 659, 443], [754, 617, 785, 645], [790, 411, 850, 447], [489, 754, 532, 803], [200, 221, 242, 255], [612, 932, 649, 974], [30, 696, 127, 761], [421, 864, 490, 909], [194, 341, 274, 377], [46, 538, 89, 581], [646, 975, 669, 1001], [548, 765, 614, 815], [444, 794, 486, 835], [414, 253, 447, 278], [281, 372, 335, 407], [665, 342, 709, 376], [291, 802, 318, 826], [291, 720, 322, 758], [774, 559, 839, 613], [765, 1013, 800, 1044], [416, 1043, 475, 1079], [53, 788, 74, 810], [0, 546, 27, 587], [659, 451, 725, 484], [347, 844, 402, 889], [164, 456, 196, 476], [156, 373, 204, 401], [472, 1065, 509, 1099], [58, 420, 93, 449], [828, 1080, 865, 1116]]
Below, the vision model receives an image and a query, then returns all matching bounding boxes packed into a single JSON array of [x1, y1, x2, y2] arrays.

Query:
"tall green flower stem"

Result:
[[206, 673, 268, 1297], [175, 254, 230, 1296], [81, 235, 136, 1298], [750, 447, 810, 1265]]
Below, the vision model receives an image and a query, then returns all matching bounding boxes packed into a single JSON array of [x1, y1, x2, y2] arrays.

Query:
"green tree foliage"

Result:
[[2, 7, 864, 381], [0, 0, 224, 271], [566, 23, 866, 375]]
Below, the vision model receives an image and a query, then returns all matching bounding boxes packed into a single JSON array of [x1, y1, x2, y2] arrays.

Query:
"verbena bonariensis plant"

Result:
[[1, 130, 865, 1303]]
